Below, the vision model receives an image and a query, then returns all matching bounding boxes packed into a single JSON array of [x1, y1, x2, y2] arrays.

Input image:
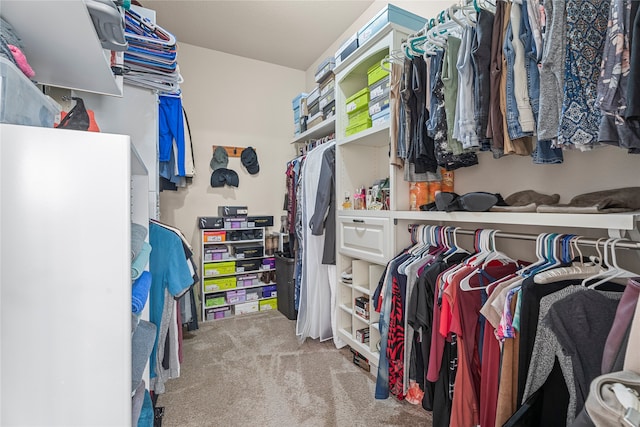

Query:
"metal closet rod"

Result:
[[408, 225, 640, 250]]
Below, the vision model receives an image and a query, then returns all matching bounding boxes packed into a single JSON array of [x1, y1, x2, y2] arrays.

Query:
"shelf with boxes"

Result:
[[198, 209, 278, 322], [337, 258, 385, 365]]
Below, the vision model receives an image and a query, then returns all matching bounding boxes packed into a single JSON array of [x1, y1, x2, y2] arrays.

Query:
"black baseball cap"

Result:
[[210, 168, 239, 188], [241, 146, 260, 175]]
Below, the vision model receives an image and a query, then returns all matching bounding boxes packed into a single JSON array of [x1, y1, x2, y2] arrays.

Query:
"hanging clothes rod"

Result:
[[407, 225, 640, 250]]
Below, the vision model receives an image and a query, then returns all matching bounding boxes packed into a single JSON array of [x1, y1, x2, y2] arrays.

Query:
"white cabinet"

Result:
[[0, 123, 148, 426], [338, 213, 392, 264], [1, 0, 123, 96], [334, 23, 414, 368]]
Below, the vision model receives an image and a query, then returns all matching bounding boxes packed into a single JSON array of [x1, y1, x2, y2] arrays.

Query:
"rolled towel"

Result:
[[132, 271, 151, 315], [131, 223, 148, 260], [131, 241, 151, 280]]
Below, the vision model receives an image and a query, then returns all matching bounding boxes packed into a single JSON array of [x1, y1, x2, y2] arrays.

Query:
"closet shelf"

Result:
[[2, 0, 123, 96], [353, 285, 370, 295], [337, 123, 390, 147], [290, 116, 335, 144], [338, 209, 392, 218], [393, 210, 640, 231]]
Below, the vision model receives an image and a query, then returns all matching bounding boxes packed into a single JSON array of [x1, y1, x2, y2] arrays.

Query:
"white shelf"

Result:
[[339, 304, 353, 315], [2, 0, 123, 96], [290, 116, 336, 144], [204, 295, 277, 310], [204, 239, 265, 245], [393, 210, 640, 231], [353, 285, 370, 295], [202, 267, 275, 278], [337, 209, 392, 218], [337, 123, 390, 147], [204, 257, 272, 264]]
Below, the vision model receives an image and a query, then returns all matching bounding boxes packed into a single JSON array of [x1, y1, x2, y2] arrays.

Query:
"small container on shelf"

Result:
[[236, 258, 262, 273], [204, 293, 226, 308], [246, 288, 262, 301], [262, 285, 277, 298], [236, 273, 259, 288], [203, 276, 236, 292], [259, 298, 278, 311], [203, 244, 230, 261], [262, 257, 276, 270], [235, 300, 259, 315], [204, 260, 236, 276], [203, 230, 226, 243], [226, 289, 246, 304]]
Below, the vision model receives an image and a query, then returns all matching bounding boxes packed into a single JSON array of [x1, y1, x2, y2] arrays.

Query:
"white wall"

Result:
[[159, 43, 305, 253]]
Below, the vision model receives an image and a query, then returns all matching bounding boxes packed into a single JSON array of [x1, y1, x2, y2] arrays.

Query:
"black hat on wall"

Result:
[[210, 168, 239, 188], [241, 147, 259, 175]]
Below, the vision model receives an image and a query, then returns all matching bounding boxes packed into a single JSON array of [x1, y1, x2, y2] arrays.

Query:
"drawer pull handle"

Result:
[[352, 219, 365, 223]]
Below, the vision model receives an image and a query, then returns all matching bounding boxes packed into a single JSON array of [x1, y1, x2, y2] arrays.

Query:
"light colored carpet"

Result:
[[158, 310, 433, 426]]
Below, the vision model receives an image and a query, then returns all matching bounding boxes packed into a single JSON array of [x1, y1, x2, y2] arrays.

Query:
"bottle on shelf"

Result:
[[342, 192, 352, 209]]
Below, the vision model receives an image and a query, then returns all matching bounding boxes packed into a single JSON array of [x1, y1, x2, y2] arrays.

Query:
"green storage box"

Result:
[[345, 87, 370, 114], [348, 108, 371, 127], [345, 120, 372, 137], [205, 293, 226, 307], [367, 62, 390, 86], [203, 276, 237, 292], [204, 260, 236, 277]]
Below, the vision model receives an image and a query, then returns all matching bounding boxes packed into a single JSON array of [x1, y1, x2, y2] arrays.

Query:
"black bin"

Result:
[[275, 255, 297, 320]]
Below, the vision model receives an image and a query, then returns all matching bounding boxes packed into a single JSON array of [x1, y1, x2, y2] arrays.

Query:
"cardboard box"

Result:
[[226, 289, 246, 304], [354, 296, 370, 320], [356, 327, 370, 343], [315, 56, 335, 83], [369, 75, 390, 100], [262, 285, 277, 298], [367, 62, 390, 86], [345, 87, 370, 114], [204, 261, 236, 277], [203, 245, 229, 262], [335, 32, 358, 67], [232, 244, 264, 259], [203, 276, 236, 292], [217, 206, 248, 217], [235, 300, 259, 315], [198, 217, 224, 229], [204, 293, 226, 308], [236, 274, 259, 288], [259, 297, 278, 311], [262, 257, 276, 270], [246, 288, 262, 301], [245, 216, 274, 227], [357, 4, 427, 47], [368, 95, 390, 116], [224, 218, 248, 229], [236, 259, 262, 273], [203, 230, 226, 243], [205, 306, 231, 321]]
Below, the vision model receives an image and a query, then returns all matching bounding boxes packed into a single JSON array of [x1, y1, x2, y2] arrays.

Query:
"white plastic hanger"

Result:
[[586, 238, 637, 288]]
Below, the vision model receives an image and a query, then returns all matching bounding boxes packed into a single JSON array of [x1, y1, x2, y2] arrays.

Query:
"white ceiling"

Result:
[[141, 0, 375, 71]]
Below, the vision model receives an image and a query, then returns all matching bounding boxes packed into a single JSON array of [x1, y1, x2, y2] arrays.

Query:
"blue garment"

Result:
[[375, 253, 411, 399], [159, 95, 186, 176], [137, 389, 154, 427], [559, 0, 609, 147], [531, 139, 564, 164], [131, 241, 152, 280], [132, 271, 152, 315], [504, 22, 532, 140], [148, 222, 194, 382]]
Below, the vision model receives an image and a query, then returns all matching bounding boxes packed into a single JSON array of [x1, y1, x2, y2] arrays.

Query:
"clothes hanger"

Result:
[[533, 236, 603, 284], [459, 230, 503, 291], [586, 238, 637, 289]]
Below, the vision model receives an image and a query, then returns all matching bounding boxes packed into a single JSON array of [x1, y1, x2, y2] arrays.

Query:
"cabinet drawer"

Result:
[[338, 216, 391, 264]]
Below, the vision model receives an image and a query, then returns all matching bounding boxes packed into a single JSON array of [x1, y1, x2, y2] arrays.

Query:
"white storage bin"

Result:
[[0, 57, 60, 128]]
